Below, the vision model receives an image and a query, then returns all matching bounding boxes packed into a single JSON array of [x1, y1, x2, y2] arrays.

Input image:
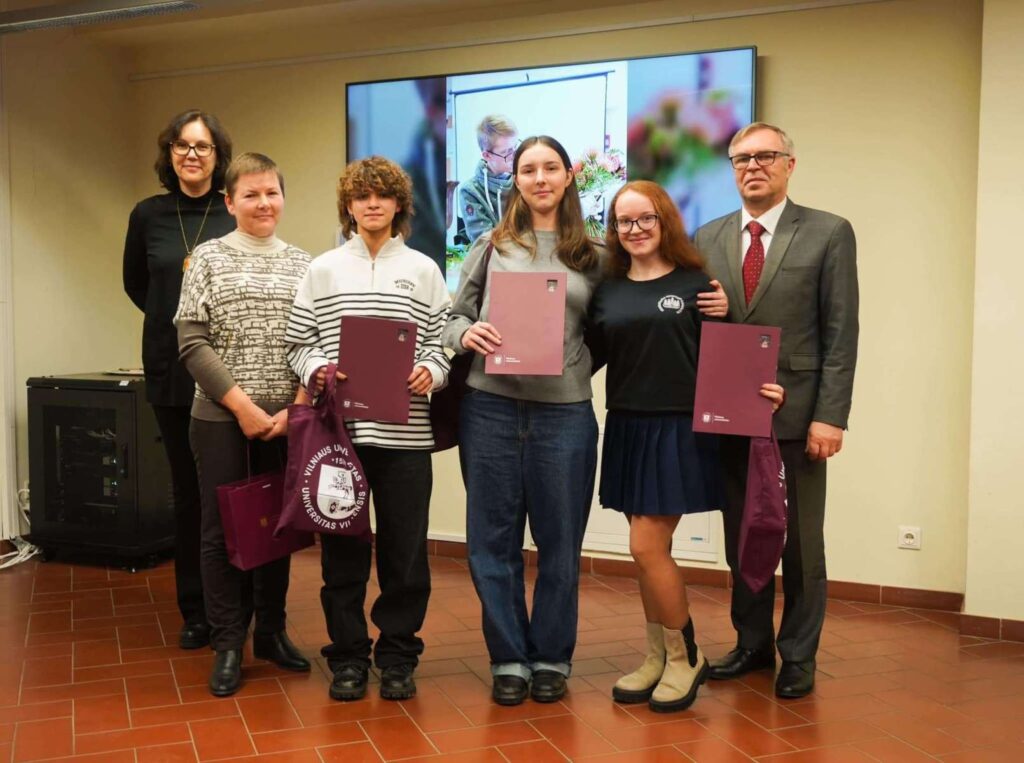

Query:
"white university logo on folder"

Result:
[[317, 464, 356, 519]]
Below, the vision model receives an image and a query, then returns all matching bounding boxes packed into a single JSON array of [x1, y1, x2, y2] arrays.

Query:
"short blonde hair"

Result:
[[729, 122, 795, 156], [225, 152, 283, 198], [336, 156, 414, 239], [476, 114, 518, 152]]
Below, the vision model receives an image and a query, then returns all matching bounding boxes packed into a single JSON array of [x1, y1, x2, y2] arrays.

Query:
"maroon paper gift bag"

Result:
[[737, 429, 788, 594], [277, 363, 371, 540], [216, 471, 315, 571]]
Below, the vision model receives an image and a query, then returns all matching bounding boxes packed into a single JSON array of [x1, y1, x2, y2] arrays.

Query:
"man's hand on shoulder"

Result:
[[806, 421, 844, 461]]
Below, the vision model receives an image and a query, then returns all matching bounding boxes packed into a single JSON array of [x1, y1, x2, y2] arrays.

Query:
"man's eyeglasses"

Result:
[[170, 140, 216, 158], [614, 214, 659, 234], [728, 151, 789, 170], [484, 143, 519, 161]]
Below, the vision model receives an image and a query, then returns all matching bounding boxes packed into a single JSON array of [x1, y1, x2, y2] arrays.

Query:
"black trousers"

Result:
[[720, 435, 828, 664], [320, 446, 432, 671], [152, 405, 205, 626], [190, 418, 291, 652]]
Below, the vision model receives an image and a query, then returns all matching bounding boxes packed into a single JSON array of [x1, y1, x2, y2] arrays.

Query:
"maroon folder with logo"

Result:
[[485, 272, 566, 376], [693, 322, 781, 437], [336, 316, 417, 424]]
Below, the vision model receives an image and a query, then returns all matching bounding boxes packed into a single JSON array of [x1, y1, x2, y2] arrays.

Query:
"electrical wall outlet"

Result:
[[898, 525, 922, 550]]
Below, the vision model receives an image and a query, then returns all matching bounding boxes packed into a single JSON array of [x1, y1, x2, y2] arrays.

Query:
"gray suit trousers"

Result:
[[720, 435, 827, 663]]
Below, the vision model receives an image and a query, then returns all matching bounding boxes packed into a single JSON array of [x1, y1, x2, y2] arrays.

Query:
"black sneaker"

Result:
[[530, 670, 567, 702], [379, 664, 416, 700], [329, 663, 369, 701], [492, 674, 529, 706]]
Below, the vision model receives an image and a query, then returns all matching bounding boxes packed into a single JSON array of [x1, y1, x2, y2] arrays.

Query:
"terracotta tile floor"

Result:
[[2, 547, 1024, 762]]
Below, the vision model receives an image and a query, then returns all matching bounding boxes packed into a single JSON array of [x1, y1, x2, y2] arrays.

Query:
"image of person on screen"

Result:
[[285, 156, 451, 704], [694, 122, 859, 700], [587, 180, 781, 713], [404, 77, 448, 268], [459, 114, 519, 244]]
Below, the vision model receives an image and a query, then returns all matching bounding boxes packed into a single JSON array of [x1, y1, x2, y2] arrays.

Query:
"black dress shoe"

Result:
[[708, 647, 775, 680], [492, 675, 529, 706], [253, 632, 311, 672], [775, 660, 815, 699], [330, 663, 369, 701], [530, 670, 567, 703], [379, 664, 416, 700], [209, 649, 242, 697], [179, 622, 210, 650]]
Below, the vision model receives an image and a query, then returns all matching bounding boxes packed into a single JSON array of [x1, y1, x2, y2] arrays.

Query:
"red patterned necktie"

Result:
[[742, 220, 766, 304]]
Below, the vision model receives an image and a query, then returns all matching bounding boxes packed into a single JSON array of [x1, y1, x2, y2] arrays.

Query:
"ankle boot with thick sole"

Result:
[[613, 622, 666, 703], [649, 625, 708, 713]]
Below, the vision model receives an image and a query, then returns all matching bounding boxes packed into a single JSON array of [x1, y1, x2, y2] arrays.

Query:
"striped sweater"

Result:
[[285, 234, 451, 450]]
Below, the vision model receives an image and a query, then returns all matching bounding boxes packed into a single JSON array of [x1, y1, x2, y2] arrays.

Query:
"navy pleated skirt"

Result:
[[599, 410, 723, 516]]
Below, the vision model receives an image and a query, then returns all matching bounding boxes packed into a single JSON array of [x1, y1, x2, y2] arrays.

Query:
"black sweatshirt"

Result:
[[122, 188, 234, 406], [589, 267, 714, 414]]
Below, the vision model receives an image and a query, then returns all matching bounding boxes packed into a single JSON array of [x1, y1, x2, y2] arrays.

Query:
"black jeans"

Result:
[[190, 418, 291, 652], [320, 446, 432, 670], [152, 405, 205, 626]]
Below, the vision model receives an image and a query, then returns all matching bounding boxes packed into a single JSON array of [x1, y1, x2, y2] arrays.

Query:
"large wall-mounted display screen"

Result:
[[347, 46, 755, 291]]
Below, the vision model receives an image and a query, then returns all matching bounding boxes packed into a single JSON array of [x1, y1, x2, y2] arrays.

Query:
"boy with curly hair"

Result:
[[285, 155, 451, 702]]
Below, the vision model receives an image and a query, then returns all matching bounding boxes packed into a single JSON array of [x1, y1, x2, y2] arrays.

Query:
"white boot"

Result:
[[649, 625, 708, 713], [612, 622, 665, 703]]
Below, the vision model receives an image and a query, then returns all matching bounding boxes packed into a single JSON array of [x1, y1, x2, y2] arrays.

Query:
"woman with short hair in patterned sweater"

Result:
[[175, 152, 312, 697]]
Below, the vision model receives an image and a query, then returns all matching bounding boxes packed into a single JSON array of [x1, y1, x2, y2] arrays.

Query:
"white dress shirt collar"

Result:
[[741, 197, 788, 237]]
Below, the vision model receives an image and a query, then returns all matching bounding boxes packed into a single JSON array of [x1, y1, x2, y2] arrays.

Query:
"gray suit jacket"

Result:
[[693, 200, 859, 441]]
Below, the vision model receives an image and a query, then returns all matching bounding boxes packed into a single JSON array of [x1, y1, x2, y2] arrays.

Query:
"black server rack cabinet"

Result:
[[26, 373, 174, 567]]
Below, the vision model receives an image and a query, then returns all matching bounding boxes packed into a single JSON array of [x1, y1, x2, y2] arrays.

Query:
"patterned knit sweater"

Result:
[[174, 230, 311, 422]]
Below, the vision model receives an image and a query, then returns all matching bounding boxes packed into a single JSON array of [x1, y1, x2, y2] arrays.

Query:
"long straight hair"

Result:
[[490, 135, 598, 273], [605, 180, 706, 278]]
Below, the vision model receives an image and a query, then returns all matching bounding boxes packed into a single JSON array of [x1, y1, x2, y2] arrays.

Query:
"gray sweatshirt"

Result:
[[442, 230, 605, 403]]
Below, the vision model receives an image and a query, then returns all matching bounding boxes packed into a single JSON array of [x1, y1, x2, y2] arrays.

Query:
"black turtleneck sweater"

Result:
[[122, 187, 234, 406]]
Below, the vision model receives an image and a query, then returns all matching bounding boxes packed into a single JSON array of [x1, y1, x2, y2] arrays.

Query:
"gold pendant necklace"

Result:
[[178, 195, 214, 272]]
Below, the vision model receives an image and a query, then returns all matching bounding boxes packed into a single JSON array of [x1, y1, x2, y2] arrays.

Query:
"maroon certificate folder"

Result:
[[692, 322, 781, 437], [485, 272, 566, 376], [336, 316, 417, 424]]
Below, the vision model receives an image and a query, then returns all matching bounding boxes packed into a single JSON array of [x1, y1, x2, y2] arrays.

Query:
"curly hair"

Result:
[[604, 180, 706, 278], [154, 109, 233, 193], [336, 156, 414, 240]]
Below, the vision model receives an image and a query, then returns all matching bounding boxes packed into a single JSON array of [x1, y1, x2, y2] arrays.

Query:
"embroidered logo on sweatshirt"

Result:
[[394, 278, 416, 292], [658, 295, 685, 313]]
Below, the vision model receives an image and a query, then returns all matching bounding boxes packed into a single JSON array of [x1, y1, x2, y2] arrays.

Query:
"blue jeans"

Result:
[[460, 389, 598, 680]]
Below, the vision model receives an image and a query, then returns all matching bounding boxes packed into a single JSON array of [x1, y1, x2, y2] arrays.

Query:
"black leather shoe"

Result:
[[708, 647, 775, 680], [330, 663, 369, 701], [530, 670, 567, 703], [775, 660, 815, 699], [179, 622, 210, 650], [209, 649, 242, 697], [379, 664, 416, 700], [253, 632, 311, 672], [492, 675, 529, 706]]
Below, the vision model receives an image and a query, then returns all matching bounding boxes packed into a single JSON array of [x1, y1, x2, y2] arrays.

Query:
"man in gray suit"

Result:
[[694, 122, 858, 698]]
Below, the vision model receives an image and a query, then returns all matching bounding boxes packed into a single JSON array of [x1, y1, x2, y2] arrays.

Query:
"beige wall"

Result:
[[965, 0, 1024, 621], [6, 0, 1005, 612], [5, 29, 140, 484]]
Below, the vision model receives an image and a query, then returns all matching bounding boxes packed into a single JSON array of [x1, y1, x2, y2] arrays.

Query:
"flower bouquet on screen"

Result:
[[572, 148, 626, 237]]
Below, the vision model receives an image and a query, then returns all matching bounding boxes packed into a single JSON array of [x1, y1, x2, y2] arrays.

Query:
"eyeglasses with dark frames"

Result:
[[614, 214, 660, 234], [728, 151, 790, 170], [170, 140, 216, 158]]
